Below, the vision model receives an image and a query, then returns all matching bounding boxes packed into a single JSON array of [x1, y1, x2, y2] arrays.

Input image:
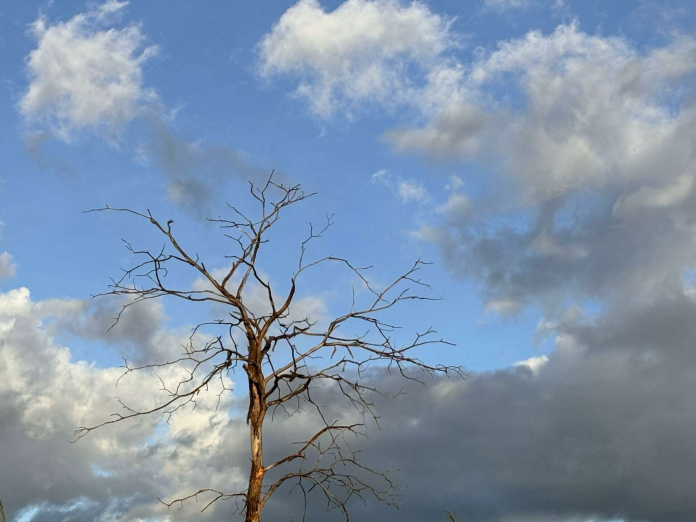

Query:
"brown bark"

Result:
[[245, 349, 266, 522], [245, 419, 264, 522]]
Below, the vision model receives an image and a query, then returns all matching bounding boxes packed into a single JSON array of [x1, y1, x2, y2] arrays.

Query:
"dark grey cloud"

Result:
[[258, 285, 696, 522], [5, 280, 696, 522], [353, 291, 696, 522], [421, 175, 696, 313]]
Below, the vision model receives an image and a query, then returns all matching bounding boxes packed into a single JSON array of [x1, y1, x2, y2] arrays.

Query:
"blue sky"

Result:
[[2, 1, 696, 521], [0, 0, 595, 371]]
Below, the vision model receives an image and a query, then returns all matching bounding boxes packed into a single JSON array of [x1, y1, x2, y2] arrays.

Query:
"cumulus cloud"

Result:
[[286, 24, 696, 522], [0, 286, 252, 522], [512, 353, 548, 373], [257, 0, 456, 118], [13, 281, 696, 522], [0, 285, 394, 522], [391, 24, 696, 311], [388, 24, 696, 200], [20, 1, 158, 141], [0, 251, 16, 279]]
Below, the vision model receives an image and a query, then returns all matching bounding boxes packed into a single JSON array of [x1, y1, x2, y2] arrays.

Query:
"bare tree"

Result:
[[76, 175, 461, 522]]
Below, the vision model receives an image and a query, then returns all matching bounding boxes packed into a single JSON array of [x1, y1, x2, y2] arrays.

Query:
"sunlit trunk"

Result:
[[245, 419, 264, 522], [245, 357, 265, 522]]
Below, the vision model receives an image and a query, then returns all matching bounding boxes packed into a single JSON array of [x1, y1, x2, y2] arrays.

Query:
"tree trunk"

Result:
[[245, 359, 266, 522], [245, 420, 264, 522]]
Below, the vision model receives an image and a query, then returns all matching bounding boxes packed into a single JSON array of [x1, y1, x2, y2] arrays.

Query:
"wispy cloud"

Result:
[[371, 168, 431, 204], [142, 115, 273, 215], [0, 252, 16, 280]]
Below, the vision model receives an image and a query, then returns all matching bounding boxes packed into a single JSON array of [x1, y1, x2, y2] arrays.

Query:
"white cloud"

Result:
[[387, 24, 696, 203], [391, 24, 696, 310], [19, 2, 270, 214], [371, 168, 430, 204], [94, 0, 130, 21], [513, 353, 549, 373], [258, 0, 455, 118], [0, 286, 245, 521], [398, 179, 429, 203], [0, 252, 16, 279], [20, 1, 158, 141], [446, 175, 464, 191], [370, 168, 390, 183]]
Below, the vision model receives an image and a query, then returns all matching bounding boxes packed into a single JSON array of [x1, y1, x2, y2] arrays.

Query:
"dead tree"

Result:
[[76, 175, 461, 522]]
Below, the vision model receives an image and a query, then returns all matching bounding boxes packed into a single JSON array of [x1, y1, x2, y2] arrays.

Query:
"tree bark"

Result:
[[245, 420, 264, 522], [245, 356, 266, 522]]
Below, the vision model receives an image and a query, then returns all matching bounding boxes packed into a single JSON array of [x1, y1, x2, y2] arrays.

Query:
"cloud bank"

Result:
[[0, 287, 249, 522], [6, 282, 696, 521]]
